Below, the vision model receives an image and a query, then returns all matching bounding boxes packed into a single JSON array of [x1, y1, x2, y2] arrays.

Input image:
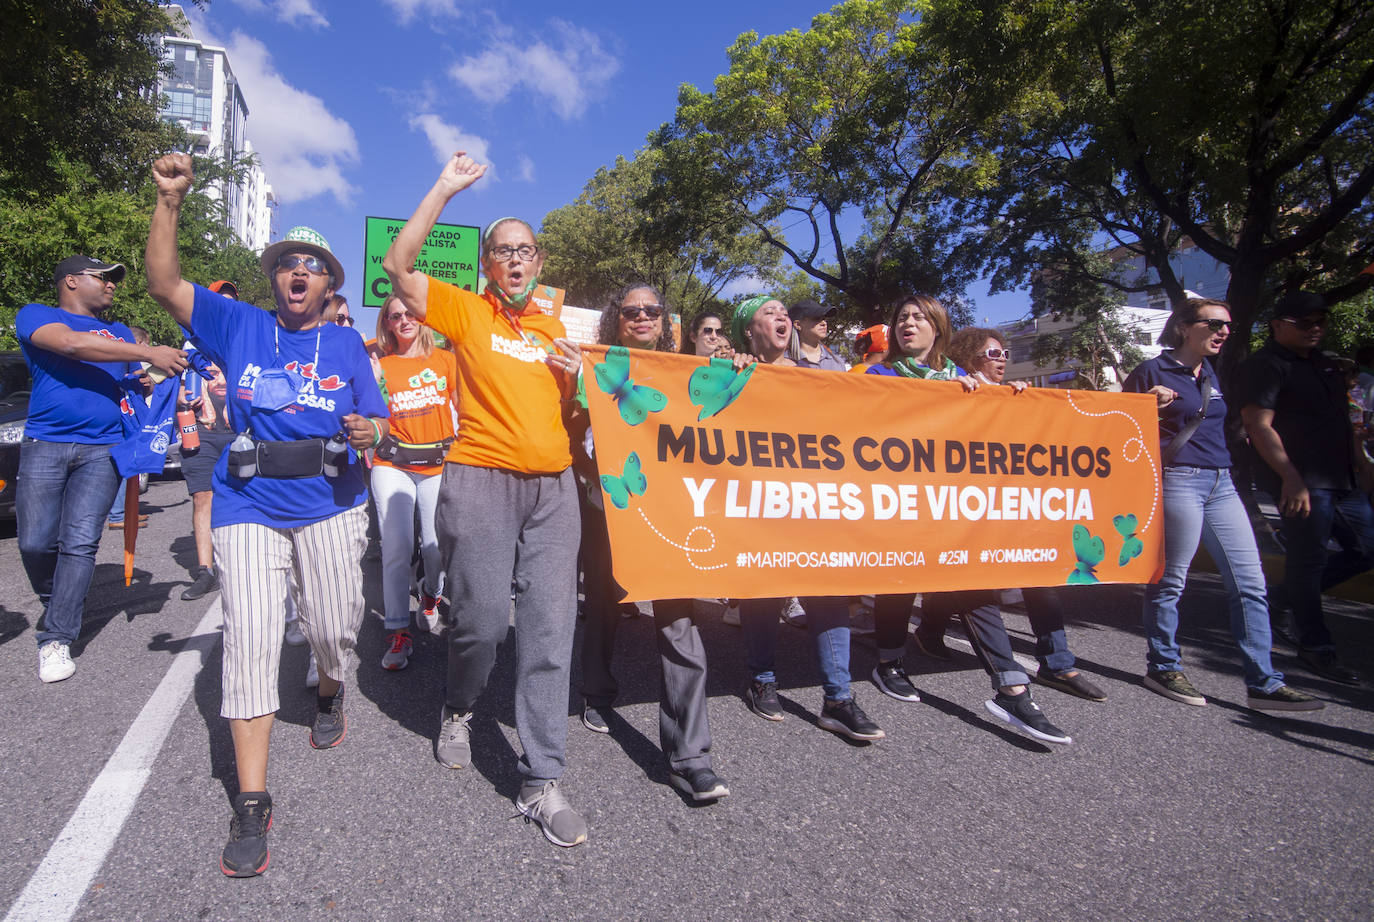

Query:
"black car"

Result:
[[0, 351, 31, 519]]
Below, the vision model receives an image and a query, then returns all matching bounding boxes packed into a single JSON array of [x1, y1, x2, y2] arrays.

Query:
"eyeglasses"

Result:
[[1191, 318, 1233, 333], [981, 348, 1011, 361], [620, 305, 663, 321], [336, 315, 354, 326], [697, 325, 723, 337], [386, 312, 413, 324], [1279, 315, 1328, 331], [276, 253, 327, 275], [487, 244, 539, 262]]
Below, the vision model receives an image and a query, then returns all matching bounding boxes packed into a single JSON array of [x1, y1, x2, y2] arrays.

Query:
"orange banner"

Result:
[[582, 347, 1165, 602]]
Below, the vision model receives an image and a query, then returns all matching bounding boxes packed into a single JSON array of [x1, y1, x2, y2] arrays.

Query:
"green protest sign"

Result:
[[362, 216, 480, 307]]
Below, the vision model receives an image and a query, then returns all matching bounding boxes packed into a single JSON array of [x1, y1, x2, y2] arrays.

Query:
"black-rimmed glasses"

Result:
[[1192, 318, 1233, 333], [487, 244, 539, 262]]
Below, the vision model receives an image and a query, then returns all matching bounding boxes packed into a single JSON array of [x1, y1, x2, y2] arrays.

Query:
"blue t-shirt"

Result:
[[16, 302, 136, 443], [1123, 352, 1232, 469], [187, 284, 388, 528]]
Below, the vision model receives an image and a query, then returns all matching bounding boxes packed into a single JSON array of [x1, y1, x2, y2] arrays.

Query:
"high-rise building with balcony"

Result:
[[156, 5, 273, 252]]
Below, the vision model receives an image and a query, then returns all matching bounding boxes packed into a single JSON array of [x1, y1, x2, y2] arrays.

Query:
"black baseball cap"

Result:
[[1273, 291, 1328, 318], [788, 298, 837, 321], [53, 255, 126, 286]]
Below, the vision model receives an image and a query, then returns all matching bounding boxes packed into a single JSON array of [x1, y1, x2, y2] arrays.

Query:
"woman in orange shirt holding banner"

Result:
[[370, 294, 459, 670]]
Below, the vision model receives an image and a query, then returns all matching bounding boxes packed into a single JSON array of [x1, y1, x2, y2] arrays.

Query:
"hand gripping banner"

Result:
[[581, 346, 1165, 602]]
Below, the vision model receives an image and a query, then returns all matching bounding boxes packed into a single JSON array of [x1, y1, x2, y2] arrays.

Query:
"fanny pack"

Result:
[[257, 438, 327, 478], [375, 436, 453, 468]]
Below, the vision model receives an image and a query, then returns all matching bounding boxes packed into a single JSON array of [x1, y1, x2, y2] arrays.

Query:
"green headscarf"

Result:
[[730, 295, 772, 351]]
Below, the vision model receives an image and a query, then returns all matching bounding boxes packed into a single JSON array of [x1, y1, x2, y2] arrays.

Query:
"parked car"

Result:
[[0, 351, 31, 519]]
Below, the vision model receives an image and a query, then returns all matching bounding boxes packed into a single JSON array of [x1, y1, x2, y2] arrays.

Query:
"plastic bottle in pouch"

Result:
[[177, 408, 200, 452], [322, 431, 349, 478], [227, 433, 256, 479]]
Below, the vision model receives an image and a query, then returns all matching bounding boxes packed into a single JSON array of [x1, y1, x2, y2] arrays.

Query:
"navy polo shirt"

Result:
[[1123, 352, 1232, 468], [1233, 340, 1354, 492]]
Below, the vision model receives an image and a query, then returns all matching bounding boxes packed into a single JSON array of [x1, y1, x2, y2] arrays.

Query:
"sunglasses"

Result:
[[80, 270, 118, 284], [620, 305, 664, 321], [385, 312, 414, 324], [336, 315, 354, 326], [1279, 315, 1327, 331], [981, 348, 1011, 361], [276, 253, 328, 275], [1192, 318, 1233, 333], [697, 325, 723, 337]]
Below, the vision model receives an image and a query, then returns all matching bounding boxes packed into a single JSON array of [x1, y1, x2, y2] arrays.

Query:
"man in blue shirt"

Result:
[[17, 255, 187, 683]]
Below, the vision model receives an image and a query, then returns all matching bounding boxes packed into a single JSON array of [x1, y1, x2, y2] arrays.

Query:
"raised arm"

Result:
[[382, 152, 487, 321], [146, 153, 198, 328]]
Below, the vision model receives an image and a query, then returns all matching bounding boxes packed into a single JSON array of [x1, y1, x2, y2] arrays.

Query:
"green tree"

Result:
[[539, 147, 782, 316], [0, 0, 179, 196], [0, 154, 270, 349], [649, 0, 1003, 319], [928, 0, 1374, 375]]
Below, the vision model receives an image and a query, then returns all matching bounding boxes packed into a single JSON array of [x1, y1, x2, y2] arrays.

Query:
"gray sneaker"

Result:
[[436, 706, 471, 768], [516, 780, 588, 847]]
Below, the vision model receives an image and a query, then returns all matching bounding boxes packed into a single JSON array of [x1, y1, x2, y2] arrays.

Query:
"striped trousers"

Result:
[[213, 504, 369, 719]]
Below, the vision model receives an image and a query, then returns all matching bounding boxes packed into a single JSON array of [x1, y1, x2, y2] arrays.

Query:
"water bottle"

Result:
[[227, 433, 256, 479], [177, 407, 200, 453], [322, 431, 349, 478]]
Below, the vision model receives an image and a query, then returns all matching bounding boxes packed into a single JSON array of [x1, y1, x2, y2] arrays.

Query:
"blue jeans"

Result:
[[1145, 467, 1282, 692], [17, 439, 122, 647], [107, 476, 128, 523], [1280, 486, 1374, 651], [740, 596, 852, 700]]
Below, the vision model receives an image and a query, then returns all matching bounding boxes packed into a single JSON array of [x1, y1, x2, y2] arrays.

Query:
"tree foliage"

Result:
[[538, 147, 782, 316], [0, 154, 271, 349], [649, 0, 1004, 319], [927, 0, 1374, 373], [0, 0, 181, 196]]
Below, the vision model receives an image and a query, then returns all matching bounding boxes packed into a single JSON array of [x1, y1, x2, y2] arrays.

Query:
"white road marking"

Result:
[[4, 601, 222, 922]]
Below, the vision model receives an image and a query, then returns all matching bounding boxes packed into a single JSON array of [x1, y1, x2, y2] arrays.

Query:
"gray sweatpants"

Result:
[[436, 462, 580, 781]]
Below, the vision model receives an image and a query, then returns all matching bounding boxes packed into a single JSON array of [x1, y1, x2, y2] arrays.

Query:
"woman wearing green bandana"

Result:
[[731, 295, 887, 742]]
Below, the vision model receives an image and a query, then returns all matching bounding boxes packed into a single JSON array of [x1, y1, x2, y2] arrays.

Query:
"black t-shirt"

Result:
[[1233, 341, 1354, 492]]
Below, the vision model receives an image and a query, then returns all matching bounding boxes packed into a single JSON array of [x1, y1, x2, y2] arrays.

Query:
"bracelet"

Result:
[[370, 418, 383, 447]]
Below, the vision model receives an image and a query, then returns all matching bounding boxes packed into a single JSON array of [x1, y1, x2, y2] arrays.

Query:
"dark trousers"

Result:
[[875, 591, 1031, 690], [580, 492, 713, 770], [875, 588, 1077, 673]]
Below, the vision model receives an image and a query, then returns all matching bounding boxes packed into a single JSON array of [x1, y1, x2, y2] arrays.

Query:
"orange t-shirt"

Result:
[[374, 350, 459, 476], [425, 279, 573, 474]]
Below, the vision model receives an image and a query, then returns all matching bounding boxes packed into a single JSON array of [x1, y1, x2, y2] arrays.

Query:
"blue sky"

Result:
[[184, 0, 1030, 331]]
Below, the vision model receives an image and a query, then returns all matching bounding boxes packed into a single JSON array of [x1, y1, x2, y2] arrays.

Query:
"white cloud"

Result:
[[228, 34, 359, 205], [409, 113, 497, 185], [516, 154, 535, 183], [226, 0, 329, 29], [382, 0, 465, 26], [277, 0, 329, 29], [448, 20, 619, 120]]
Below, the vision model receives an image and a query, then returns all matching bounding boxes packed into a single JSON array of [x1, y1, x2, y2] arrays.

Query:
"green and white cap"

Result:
[[260, 225, 345, 287]]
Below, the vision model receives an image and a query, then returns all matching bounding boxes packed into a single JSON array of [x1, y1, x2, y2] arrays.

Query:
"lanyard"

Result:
[[274, 321, 322, 370], [499, 306, 551, 354]]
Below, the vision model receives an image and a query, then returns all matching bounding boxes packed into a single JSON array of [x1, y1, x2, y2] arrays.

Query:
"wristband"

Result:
[[370, 419, 383, 447]]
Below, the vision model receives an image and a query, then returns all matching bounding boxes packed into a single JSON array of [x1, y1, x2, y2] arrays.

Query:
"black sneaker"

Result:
[[818, 696, 885, 741], [913, 630, 951, 660], [744, 680, 784, 721], [181, 566, 219, 601], [872, 660, 921, 702], [985, 690, 1072, 744], [1297, 649, 1361, 686], [667, 766, 730, 802], [220, 791, 272, 878], [1143, 669, 1207, 706], [581, 704, 611, 734], [310, 686, 346, 749], [1034, 668, 1108, 702], [1246, 685, 1325, 712]]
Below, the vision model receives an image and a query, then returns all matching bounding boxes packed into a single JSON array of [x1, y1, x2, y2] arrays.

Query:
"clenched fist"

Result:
[[152, 152, 194, 203]]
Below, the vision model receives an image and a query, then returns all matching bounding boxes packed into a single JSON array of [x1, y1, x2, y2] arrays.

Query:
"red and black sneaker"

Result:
[[221, 791, 272, 878]]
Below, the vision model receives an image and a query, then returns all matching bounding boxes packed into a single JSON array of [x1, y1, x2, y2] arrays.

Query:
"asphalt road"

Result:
[[1, 478, 1371, 922]]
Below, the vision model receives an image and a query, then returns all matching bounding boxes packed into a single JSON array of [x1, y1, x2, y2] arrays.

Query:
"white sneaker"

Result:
[[39, 641, 75, 683], [283, 619, 306, 646], [722, 602, 740, 626], [305, 652, 319, 688]]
